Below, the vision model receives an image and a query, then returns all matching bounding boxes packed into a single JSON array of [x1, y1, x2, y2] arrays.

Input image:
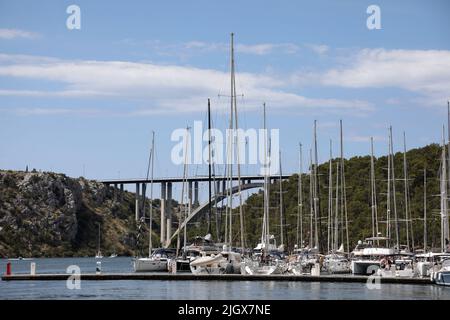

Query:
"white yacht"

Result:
[[189, 248, 241, 275], [350, 237, 395, 275], [416, 252, 450, 277], [134, 248, 176, 272]]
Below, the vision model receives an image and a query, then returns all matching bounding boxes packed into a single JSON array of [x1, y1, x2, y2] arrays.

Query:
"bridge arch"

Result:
[[165, 182, 263, 247]]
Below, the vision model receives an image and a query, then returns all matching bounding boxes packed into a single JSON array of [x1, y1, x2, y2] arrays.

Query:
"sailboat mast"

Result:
[[327, 140, 333, 254], [370, 137, 379, 245], [207, 99, 212, 235], [423, 167, 427, 252], [370, 137, 376, 239], [148, 131, 155, 257], [441, 126, 449, 253], [279, 150, 284, 248], [225, 33, 235, 248], [334, 161, 339, 251], [313, 120, 319, 250], [386, 129, 391, 242], [309, 149, 314, 248], [175, 126, 190, 256], [389, 126, 400, 251], [403, 132, 410, 250], [262, 102, 270, 247], [297, 143, 303, 248], [447, 102, 450, 201]]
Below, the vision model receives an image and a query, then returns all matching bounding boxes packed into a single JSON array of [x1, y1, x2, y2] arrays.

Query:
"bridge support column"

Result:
[[120, 184, 124, 201], [160, 183, 166, 246], [141, 183, 147, 218], [222, 179, 226, 196], [113, 183, 118, 202], [166, 182, 172, 243], [194, 181, 199, 208], [135, 183, 140, 222], [216, 180, 220, 195], [188, 181, 193, 208]]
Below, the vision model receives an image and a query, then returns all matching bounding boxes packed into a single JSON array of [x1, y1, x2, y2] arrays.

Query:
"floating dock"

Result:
[[1, 273, 432, 285]]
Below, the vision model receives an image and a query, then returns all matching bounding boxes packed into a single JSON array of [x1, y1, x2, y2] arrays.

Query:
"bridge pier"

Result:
[[194, 181, 199, 208], [216, 180, 220, 196], [166, 182, 172, 242], [188, 181, 193, 208], [113, 183, 118, 202], [160, 183, 166, 246], [135, 183, 140, 221], [141, 183, 146, 217], [120, 183, 124, 201]]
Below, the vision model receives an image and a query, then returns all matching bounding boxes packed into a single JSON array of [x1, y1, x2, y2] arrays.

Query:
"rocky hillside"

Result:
[[0, 170, 158, 258]]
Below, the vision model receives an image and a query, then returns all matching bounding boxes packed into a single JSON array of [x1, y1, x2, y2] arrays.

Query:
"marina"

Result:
[[1, 1, 450, 305]]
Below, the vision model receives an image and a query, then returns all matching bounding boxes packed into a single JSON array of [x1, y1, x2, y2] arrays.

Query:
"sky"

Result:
[[0, 0, 450, 200]]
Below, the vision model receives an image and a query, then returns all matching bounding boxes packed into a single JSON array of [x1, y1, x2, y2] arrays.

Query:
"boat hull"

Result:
[[351, 260, 380, 275], [133, 258, 168, 272]]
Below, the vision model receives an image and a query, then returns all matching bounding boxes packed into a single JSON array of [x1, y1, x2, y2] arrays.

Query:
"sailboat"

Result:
[[189, 35, 243, 275], [351, 131, 396, 275], [134, 132, 177, 272], [429, 122, 450, 283], [322, 122, 350, 274], [95, 223, 103, 259], [240, 103, 286, 275]]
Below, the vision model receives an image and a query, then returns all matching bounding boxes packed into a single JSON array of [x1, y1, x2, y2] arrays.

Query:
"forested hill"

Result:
[[240, 143, 444, 252]]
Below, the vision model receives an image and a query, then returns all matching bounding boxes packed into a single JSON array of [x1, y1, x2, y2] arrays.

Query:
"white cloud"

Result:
[[313, 48, 450, 106], [0, 53, 371, 115], [13, 107, 102, 116], [0, 29, 40, 40], [305, 44, 329, 55]]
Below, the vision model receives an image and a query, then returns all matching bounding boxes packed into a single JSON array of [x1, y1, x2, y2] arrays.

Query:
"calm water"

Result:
[[1, 258, 449, 300]]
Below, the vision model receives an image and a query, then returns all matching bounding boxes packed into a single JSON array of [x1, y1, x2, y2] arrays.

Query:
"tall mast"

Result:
[[334, 161, 339, 251], [261, 102, 270, 247], [297, 143, 303, 247], [403, 132, 410, 250], [230, 33, 245, 250], [148, 131, 155, 257], [340, 120, 349, 253], [389, 126, 400, 250], [370, 137, 376, 240], [279, 150, 284, 248], [225, 33, 235, 248], [175, 126, 190, 257], [386, 129, 391, 241], [327, 140, 333, 253], [447, 101, 450, 199], [441, 126, 449, 253], [309, 149, 314, 248], [423, 167, 427, 252], [207, 99, 212, 236], [313, 120, 319, 250]]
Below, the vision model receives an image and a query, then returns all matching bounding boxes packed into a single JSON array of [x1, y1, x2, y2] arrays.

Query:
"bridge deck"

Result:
[[101, 174, 292, 184]]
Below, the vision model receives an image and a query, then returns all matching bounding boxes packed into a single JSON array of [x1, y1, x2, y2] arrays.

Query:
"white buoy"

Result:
[[30, 262, 36, 275]]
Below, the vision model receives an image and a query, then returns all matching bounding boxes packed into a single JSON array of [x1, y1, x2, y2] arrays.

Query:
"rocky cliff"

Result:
[[0, 170, 156, 258]]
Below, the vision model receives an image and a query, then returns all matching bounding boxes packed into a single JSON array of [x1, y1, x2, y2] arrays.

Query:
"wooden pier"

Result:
[[1, 273, 432, 285]]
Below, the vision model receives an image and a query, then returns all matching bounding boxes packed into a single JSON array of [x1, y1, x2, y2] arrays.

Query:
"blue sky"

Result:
[[0, 0, 450, 199]]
